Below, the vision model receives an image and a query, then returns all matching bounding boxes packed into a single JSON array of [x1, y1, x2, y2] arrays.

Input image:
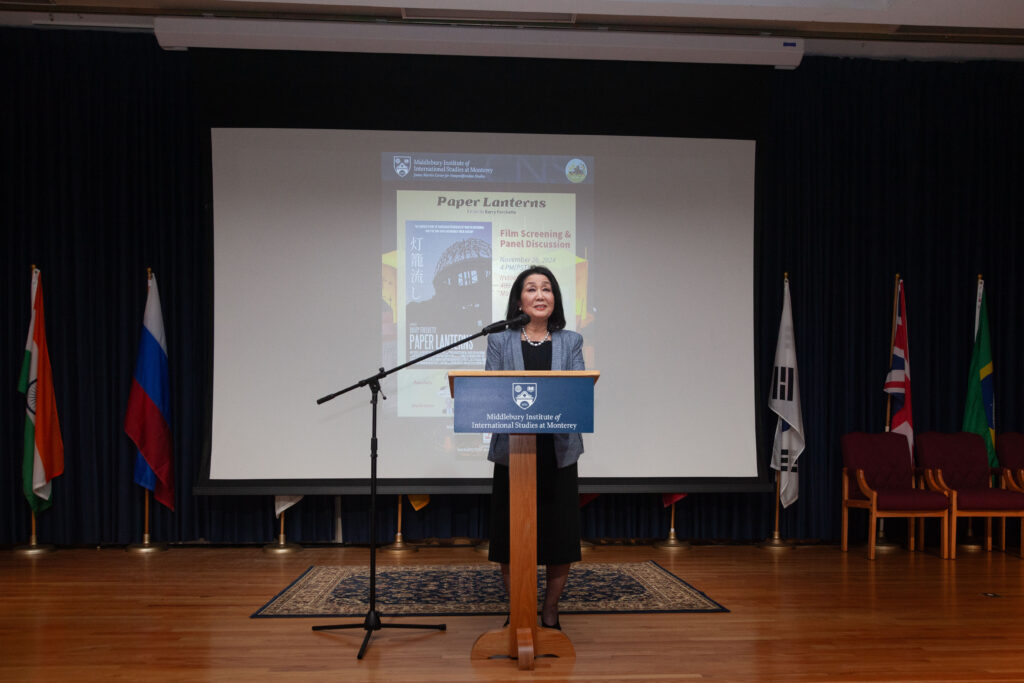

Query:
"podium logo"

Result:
[[513, 383, 537, 410], [393, 155, 411, 178]]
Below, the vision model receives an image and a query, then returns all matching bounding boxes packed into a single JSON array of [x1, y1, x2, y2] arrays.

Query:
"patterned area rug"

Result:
[[253, 561, 726, 618]]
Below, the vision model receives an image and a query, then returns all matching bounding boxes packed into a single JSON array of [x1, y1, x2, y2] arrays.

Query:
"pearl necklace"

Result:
[[522, 328, 551, 346]]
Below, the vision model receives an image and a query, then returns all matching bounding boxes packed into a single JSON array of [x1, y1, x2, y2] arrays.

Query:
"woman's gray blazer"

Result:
[[485, 328, 585, 469]]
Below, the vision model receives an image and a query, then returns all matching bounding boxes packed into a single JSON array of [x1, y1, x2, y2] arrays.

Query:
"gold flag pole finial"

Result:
[[783, 271, 788, 281]]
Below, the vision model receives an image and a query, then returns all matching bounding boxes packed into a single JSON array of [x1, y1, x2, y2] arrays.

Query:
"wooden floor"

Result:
[[2, 542, 1024, 682]]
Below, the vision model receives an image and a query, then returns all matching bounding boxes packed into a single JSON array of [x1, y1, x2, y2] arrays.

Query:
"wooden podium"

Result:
[[448, 370, 599, 670]]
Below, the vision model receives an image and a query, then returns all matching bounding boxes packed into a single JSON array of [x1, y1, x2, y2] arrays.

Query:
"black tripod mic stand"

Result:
[[312, 315, 523, 658]]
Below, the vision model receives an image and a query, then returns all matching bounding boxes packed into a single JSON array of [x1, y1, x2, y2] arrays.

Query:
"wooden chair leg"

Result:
[[999, 517, 1006, 552], [868, 511, 877, 560], [908, 518, 916, 552], [915, 518, 924, 553], [841, 505, 849, 552], [940, 516, 948, 559], [985, 518, 993, 552], [949, 515, 958, 560]]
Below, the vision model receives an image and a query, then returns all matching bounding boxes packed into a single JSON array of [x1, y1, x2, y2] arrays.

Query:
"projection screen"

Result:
[[206, 128, 757, 492]]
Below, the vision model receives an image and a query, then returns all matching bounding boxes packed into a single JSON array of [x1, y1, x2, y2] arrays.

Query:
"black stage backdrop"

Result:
[[1, 27, 1022, 545]]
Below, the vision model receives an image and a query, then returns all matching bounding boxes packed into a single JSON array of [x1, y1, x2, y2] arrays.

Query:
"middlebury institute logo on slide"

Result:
[[513, 383, 537, 410], [394, 155, 411, 178]]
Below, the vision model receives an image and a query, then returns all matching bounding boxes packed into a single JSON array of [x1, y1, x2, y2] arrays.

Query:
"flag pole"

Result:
[[384, 496, 417, 552], [876, 274, 902, 552], [128, 268, 167, 554], [761, 273, 792, 550], [884, 273, 900, 431], [128, 489, 167, 553], [975, 273, 983, 336], [959, 274, 987, 552], [15, 265, 56, 557], [760, 470, 791, 549], [654, 499, 690, 550], [334, 495, 344, 544], [264, 510, 302, 554], [14, 510, 55, 556]]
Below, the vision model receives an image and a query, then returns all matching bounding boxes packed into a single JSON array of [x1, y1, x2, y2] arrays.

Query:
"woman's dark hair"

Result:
[[504, 265, 567, 331]]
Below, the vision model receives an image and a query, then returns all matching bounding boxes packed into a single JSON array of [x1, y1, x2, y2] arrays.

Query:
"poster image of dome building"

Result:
[[404, 221, 492, 370]]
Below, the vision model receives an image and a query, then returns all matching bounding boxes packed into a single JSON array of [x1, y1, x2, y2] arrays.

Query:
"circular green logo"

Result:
[[565, 158, 588, 184]]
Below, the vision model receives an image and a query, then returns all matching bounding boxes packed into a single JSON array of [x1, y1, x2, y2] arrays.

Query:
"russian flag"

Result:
[[125, 273, 175, 510]]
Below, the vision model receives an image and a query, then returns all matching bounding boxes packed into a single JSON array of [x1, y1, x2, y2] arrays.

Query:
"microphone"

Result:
[[482, 312, 530, 334]]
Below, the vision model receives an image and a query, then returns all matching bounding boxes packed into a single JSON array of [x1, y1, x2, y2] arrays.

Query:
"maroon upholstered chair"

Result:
[[917, 431, 1024, 559], [841, 432, 949, 560], [996, 433, 1024, 489]]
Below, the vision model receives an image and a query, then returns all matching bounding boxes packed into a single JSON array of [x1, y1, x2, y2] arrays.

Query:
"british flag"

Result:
[[884, 280, 913, 458]]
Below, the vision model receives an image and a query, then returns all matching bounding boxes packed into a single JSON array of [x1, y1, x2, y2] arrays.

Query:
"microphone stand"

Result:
[[312, 318, 517, 659]]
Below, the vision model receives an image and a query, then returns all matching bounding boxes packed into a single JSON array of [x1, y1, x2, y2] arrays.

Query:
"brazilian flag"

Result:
[[963, 288, 995, 466]]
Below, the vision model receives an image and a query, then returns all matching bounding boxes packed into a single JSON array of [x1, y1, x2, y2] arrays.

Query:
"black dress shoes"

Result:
[[541, 617, 561, 630]]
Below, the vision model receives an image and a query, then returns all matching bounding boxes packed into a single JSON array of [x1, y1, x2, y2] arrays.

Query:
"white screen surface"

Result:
[[210, 128, 756, 482]]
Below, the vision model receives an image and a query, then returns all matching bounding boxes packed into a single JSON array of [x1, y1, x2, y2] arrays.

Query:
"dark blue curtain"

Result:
[[758, 58, 1024, 542], [2, 27, 1022, 545]]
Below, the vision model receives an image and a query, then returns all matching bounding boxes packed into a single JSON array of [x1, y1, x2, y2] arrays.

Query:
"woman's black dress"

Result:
[[488, 339, 582, 565]]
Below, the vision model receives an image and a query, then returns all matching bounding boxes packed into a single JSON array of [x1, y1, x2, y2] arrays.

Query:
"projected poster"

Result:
[[382, 153, 588, 420]]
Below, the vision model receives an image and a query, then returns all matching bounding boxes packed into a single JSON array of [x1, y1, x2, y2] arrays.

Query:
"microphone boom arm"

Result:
[[316, 319, 515, 405]]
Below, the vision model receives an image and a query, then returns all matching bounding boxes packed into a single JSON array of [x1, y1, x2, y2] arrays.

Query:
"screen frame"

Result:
[[192, 49, 774, 496]]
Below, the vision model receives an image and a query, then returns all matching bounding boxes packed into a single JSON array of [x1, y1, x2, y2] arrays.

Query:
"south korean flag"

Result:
[[769, 278, 805, 508]]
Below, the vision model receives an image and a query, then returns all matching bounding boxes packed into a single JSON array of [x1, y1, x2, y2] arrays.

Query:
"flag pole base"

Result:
[[580, 539, 596, 552], [654, 530, 691, 550], [383, 532, 418, 553], [758, 532, 792, 550], [127, 541, 167, 554], [474, 540, 490, 555], [957, 524, 984, 552], [13, 543, 55, 556], [874, 530, 901, 551], [956, 541, 984, 553], [263, 535, 302, 554]]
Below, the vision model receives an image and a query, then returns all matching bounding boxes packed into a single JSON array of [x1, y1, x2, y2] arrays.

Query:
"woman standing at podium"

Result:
[[486, 265, 585, 631]]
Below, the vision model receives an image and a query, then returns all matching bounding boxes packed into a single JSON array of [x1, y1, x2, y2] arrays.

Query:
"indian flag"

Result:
[[17, 268, 64, 513]]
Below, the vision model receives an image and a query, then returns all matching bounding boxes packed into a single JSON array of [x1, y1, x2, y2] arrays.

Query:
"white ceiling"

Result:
[[297, 1, 1024, 31], [2, 0, 1023, 60]]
